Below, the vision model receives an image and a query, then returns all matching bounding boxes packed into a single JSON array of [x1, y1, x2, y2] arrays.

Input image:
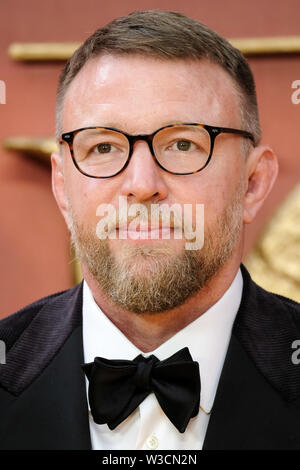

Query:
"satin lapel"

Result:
[[203, 333, 300, 449], [0, 283, 91, 449], [0, 325, 91, 449], [203, 265, 300, 450], [0, 283, 84, 395]]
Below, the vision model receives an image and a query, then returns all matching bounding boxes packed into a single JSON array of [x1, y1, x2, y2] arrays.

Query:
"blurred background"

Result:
[[0, 0, 299, 318]]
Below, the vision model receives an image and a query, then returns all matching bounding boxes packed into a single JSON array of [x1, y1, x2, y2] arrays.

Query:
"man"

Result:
[[0, 10, 300, 450]]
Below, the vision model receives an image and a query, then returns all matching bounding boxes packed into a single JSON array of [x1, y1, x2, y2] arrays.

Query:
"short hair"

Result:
[[56, 10, 261, 147]]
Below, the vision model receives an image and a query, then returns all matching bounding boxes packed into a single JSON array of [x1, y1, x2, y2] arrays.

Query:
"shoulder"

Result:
[[266, 290, 300, 328], [0, 284, 83, 352], [240, 263, 300, 318], [236, 265, 300, 401], [0, 283, 83, 395]]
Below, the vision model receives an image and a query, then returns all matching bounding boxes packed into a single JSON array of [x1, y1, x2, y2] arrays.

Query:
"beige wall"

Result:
[[0, 0, 299, 317]]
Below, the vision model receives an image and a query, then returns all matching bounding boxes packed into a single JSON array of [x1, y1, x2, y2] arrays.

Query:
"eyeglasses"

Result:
[[60, 123, 255, 178]]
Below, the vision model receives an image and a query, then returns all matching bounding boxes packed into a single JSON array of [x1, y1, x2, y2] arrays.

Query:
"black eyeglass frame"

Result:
[[60, 123, 255, 178]]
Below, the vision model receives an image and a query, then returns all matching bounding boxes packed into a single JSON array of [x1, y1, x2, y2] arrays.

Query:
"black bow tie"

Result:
[[82, 347, 200, 433]]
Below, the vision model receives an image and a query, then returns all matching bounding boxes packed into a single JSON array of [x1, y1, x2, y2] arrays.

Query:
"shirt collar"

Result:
[[82, 268, 243, 414]]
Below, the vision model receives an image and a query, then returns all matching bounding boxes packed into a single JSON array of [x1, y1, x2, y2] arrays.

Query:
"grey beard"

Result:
[[68, 193, 243, 314]]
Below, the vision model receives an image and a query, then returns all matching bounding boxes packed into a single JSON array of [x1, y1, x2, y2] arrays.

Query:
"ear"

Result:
[[51, 151, 70, 228], [243, 145, 278, 224]]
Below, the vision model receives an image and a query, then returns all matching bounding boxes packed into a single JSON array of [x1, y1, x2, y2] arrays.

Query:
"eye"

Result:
[[169, 140, 196, 152], [176, 140, 193, 151], [95, 143, 114, 154]]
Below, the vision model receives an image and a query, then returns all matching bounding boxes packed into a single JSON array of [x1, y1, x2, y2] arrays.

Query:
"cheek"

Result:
[[204, 149, 245, 212], [174, 175, 226, 224], [179, 171, 242, 231], [64, 167, 114, 228]]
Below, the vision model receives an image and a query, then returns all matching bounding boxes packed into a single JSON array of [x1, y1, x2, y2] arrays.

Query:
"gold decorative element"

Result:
[[245, 184, 300, 302], [2, 137, 58, 164], [230, 36, 300, 55], [8, 42, 80, 61], [8, 36, 300, 61], [72, 258, 83, 285], [70, 245, 83, 285]]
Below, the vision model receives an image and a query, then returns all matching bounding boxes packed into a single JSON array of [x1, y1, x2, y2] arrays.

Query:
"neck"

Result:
[[82, 251, 242, 353]]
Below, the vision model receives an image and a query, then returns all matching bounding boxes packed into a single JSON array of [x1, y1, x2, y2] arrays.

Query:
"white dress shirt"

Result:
[[82, 268, 243, 450]]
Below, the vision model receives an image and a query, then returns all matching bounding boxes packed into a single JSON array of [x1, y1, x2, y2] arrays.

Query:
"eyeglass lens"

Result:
[[72, 125, 211, 177]]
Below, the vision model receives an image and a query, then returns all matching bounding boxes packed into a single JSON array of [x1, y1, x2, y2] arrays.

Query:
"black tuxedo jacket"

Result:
[[1, 265, 300, 450]]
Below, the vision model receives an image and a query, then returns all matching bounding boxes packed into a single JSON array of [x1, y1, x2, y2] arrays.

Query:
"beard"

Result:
[[67, 186, 244, 314]]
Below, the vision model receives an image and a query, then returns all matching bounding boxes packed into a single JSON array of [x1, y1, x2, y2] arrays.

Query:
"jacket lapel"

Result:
[[203, 265, 300, 449], [0, 284, 91, 450], [203, 333, 300, 449]]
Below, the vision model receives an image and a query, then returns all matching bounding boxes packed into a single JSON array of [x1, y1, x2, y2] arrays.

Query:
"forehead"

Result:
[[62, 53, 242, 133]]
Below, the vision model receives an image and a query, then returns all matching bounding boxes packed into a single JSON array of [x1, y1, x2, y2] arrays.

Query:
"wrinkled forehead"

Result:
[[61, 54, 243, 134]]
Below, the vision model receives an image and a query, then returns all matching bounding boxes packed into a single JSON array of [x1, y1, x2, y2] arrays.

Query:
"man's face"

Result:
[[55, 54, 248, 313]]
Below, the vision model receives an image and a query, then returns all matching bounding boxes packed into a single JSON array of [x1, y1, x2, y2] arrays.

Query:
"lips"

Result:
[[117, 223, 174, 231], [116, 223, 177, 240]]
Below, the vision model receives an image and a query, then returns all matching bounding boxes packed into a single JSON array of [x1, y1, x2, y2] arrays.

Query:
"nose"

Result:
[[119, 140, 168, 203]]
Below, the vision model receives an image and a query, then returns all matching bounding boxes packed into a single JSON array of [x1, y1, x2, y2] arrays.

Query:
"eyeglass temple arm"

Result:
[[207, 125, 255, 143]]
